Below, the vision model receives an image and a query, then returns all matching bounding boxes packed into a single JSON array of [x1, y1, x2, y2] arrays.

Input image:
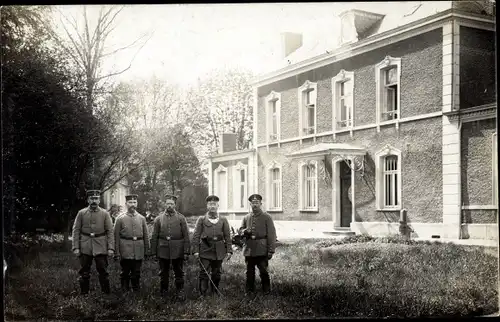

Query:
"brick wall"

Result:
[[461, 118, 496, 206], [257, 28, 443, 144], [459, 26, 496, 109], [257, 116, 443, 223]]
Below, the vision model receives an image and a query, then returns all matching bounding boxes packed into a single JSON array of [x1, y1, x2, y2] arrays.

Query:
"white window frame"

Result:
[[298, 160, 319, 212], [332, 69, 355, 134], [266, 161, 283, 212], [298, 80, 317, 137], [232, 162, 248, 212], [214, 164, 228, 211], [375, 145, 402, 211], [375, 56, 401, 131], [266, 91, 281, 144], [493, 133, 498, 207]]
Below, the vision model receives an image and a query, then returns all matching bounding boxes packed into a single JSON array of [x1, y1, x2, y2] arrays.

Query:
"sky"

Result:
[[51, 3, 355, 88]]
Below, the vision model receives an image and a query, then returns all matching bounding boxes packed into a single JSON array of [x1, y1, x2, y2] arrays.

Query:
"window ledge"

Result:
[[379, 119, 399, 127], [300, 134, 316, 139], [267, 141, 280, 146], [376, 208, 402, 212], [267, 208, 283, 213], [335, 127, 353, 133], [299, 208, 319, 213]]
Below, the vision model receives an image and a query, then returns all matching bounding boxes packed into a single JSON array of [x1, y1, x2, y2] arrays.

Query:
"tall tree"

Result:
[[184, 67, 254, 161], [46, 5, 153, 194], [2, 5, 102, 237]]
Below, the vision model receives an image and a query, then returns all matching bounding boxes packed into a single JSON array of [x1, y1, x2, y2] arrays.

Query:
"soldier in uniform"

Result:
[[113, 194, 149, 292], [72, 190, 114, 295], [192, 195, 233, 296], [238, 194, 277, 295], [150, 194, 190, 298]]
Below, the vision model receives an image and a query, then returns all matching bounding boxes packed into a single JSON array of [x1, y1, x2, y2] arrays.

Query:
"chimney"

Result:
[[218, 133, 237, 154], [281, 32, 303, 59]]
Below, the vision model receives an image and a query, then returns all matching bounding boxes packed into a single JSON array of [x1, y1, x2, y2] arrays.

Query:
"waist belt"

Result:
[[159, 236, 183, 241], [120, 236, 143, 241], [248, 236, 267, 240], [81, 231, 106, 238], [204, 236, 224, 241]]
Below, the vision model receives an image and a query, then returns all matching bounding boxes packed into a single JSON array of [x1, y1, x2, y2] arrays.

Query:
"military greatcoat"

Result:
[[192, 213, 232, 260], [72, 206, 114, 256], [114, 211, 149, 260], [239, 211, 277, 257], [150, 210, 190, 259]]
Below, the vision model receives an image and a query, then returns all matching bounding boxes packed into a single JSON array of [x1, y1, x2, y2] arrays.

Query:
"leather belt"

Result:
[[81, 232, 106, 237], [210, 236, 224, 241], [160, 236, 182, 241], [120, 236, 143, 241], [250, 236, 267, 240]]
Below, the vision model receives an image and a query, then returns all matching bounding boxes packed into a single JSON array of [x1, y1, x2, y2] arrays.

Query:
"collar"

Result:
[[164, 210, 176, 216], [126, 210, 137, 217], [88, 206, 100, 212], [207, 211, 219, 219], [251, 210, 262, 217]]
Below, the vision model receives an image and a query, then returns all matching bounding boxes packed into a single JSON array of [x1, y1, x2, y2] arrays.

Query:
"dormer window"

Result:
[[339, 9, 385, 45]]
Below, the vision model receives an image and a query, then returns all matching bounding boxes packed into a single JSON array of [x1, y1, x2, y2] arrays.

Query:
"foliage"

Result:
[[2, 5, 104, 234], [4, 236, 498, 319], [184, 67, 254, 161]]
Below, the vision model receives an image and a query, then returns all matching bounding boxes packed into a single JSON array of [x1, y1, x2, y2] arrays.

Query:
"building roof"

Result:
[[287, 142, 366, 159], [261, 1, 453, 75]]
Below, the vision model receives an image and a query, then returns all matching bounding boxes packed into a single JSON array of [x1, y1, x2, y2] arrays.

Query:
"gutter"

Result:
[[252, 8, 494, 87]]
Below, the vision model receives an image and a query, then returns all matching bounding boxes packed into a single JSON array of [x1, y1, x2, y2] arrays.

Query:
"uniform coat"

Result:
[[72, 206, 114, 256], [150, 210, 190, 259], [192, 213, 232, 260], [239, 211, 277, 257], [114, 211, 149, 260]]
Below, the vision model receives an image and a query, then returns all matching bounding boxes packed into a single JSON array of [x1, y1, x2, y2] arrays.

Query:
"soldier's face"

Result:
[[207, 201, 218, 212], [126, 200, 137, 211], [88, 196, 100, 207], [165, 200, 175, 212], [251, 200, 262, 211]]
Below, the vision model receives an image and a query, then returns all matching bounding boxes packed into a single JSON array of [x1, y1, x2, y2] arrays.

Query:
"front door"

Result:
[[339, 161, 352, 227]]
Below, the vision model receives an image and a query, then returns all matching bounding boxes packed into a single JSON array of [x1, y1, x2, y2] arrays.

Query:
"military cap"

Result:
[[165, 194, 178, 202], [86, 190, 101, 197], [205, 195, 219, 202], [248, 194, 263, 202], [125, 194, 138, 201]]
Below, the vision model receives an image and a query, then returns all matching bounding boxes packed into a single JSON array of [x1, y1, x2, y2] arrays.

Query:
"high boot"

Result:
[[131, 278, 140, 292], [210, 279, 221, 296], [99, 277, 111, 294], [80, 279, 90, 295], [121, 278, 130, 292], [160, 280, 168, 297], [175, 281, 185, 301], [199, 279, 208, 296]]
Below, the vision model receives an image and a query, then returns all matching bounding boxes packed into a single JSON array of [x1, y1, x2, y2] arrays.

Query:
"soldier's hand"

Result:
[[194, 252, 199, 259], [73, 249, 80, 256], [267, 253, 273, 260], [107, 250, 114, 257], [226, 253, 232, 261]]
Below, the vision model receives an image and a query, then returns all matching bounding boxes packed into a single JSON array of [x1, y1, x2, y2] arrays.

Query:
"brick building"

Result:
[[208, 1, 497, 240]]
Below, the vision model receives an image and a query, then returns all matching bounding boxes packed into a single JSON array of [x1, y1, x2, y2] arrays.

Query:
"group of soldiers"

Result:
[[71, 190, 277, 299]]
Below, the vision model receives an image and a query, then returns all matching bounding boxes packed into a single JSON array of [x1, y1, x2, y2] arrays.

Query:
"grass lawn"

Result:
[[4, 234, 498, 319]]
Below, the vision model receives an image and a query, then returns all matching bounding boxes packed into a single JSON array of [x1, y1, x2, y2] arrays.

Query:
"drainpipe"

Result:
[[458, 119, 462, 240]]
